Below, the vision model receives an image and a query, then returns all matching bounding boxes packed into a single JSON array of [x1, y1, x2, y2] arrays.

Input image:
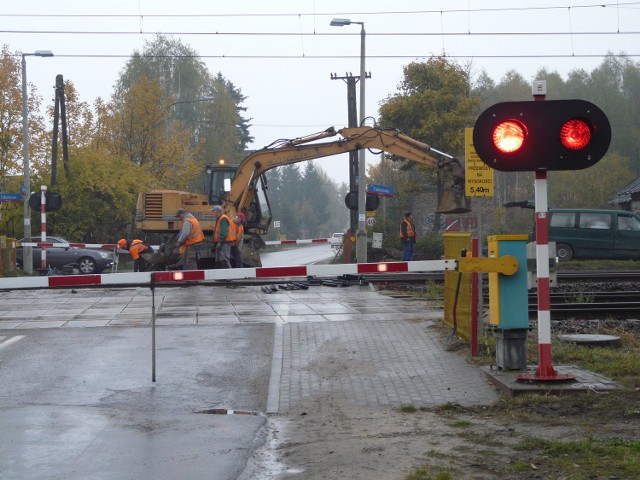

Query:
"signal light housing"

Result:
[[472, 99, 611, 172]]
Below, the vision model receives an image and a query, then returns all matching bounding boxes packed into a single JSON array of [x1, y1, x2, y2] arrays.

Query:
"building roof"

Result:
[[612, 176, 640, 204]]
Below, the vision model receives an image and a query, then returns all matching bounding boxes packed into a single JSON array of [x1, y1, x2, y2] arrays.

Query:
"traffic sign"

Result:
[[367, 184, 394, 197], [0, 192, 22, 202], [465, 128, 494, 197]]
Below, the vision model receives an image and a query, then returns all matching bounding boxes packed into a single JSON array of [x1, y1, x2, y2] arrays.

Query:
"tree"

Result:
[[107, 75, 200, 189], [114, 35, 251, 185], [45, 148, 153, 242], [0, 45, 49, 237], [378, 57, 479, 231], [548, 153, 633, 209]]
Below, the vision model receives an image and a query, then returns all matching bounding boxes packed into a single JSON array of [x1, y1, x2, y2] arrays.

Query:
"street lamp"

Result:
[[331, 18, 367, 263], [22, 50, 54, 274]]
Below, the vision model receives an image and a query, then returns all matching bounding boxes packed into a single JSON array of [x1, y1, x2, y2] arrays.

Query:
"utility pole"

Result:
[[51, 74, 70, 185], [330, 73, 359, 252]]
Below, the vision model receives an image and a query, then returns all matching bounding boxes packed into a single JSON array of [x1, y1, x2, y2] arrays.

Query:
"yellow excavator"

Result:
[[135, 126, 470, 269]]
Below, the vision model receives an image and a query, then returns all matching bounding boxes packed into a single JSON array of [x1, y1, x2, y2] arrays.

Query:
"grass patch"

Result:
[[448, 420, 473, 428], [424, 280, 443, 300], [508, 436, 640, 478], [404, 465, 453, 480], [399, 404, 418, 413]]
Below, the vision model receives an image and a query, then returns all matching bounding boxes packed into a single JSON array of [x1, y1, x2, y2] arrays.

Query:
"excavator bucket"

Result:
[[240, 235, 266, 268], [138, 235, 183, 271], [436, 181, 471, 214]]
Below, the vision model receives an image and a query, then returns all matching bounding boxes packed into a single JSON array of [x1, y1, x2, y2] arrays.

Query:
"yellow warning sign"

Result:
[[465, 127, 494, 197]]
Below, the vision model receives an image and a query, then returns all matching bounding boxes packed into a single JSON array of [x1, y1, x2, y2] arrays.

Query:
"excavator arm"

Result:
[[223, 126, 469, 217]]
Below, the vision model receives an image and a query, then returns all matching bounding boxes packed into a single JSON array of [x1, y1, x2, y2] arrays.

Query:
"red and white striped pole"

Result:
[[40, 185, 47, 271], [518, 85, 573, 381], [532, 171, 557, 377]]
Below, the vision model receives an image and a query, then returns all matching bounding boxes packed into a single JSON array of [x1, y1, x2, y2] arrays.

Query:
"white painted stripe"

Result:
[[307, 263, 355, 276], [534, 175, 548, 211], [537, 310, 552, 343], [100, 272, 151, 285], [0, 335, 25, 350], [408, 260, 456, 272], [0, 277, 49, 290], [536, 244, 550, 277], [203, 267, 258, 280]]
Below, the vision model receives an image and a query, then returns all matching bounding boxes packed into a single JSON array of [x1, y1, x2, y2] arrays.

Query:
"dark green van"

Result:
[[546, 209, 640, 261]]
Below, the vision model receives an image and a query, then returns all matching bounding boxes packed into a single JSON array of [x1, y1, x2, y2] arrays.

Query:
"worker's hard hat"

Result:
[[237, 212, 246, 222], [209, 205, 223, 213], [175, 208, 186, 218], [117, 239, 127, 248]]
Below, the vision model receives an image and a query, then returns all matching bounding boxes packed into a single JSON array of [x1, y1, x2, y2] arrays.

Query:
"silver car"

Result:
[[16, 237, 115, 274]]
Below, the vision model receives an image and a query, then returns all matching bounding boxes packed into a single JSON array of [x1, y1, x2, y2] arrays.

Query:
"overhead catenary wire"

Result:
[[1, 2, 639, 18]]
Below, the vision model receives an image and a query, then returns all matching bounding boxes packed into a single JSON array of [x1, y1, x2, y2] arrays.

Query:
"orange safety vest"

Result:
[[399, 218, 415, 238], [232, 223, 244, 247], [213, 214, 237, 243], [128, 239, 148, 260], [179, 216, 205, 253]]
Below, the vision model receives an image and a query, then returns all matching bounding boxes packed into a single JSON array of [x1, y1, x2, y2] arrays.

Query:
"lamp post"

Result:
[[331, 18, 367, 263], [22, 50, 53, 274]]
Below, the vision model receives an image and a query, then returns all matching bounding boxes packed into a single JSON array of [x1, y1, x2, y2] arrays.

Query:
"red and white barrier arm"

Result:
[[0, 259, 456, 291], [265, 238, 330, 246], [20, 238, 332, 249], [19, 242, 120, 250]]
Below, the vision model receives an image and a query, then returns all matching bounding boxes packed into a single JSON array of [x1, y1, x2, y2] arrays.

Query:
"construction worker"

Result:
[[230, 212, 246, 268], [117, 238, 153, 272], [399, 212, 416, 261], [210, 205, 237, 269], [175, 208, 205, 270]]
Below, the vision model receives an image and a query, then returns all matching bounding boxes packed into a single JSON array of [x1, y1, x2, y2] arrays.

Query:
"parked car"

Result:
[[330, 232, 345, 249], [16, 236, 116, 274], [533, 208, 640, 261]]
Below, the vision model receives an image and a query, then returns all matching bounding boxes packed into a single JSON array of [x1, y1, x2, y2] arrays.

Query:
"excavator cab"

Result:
[[206, 163, 273, 236]]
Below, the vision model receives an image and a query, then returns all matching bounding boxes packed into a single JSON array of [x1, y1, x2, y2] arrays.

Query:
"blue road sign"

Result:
[[0, 193, 22, 202], [367, 184, 394, 197]]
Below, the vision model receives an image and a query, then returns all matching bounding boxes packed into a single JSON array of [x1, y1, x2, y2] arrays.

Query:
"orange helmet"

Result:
[[117, 239, 127, 248]]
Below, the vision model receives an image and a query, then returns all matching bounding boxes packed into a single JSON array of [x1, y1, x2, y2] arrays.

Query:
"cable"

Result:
[[1, 2, 639, 18]]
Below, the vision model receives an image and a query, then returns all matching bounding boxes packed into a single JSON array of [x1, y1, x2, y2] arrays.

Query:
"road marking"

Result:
[[0, 335, 25, 350]]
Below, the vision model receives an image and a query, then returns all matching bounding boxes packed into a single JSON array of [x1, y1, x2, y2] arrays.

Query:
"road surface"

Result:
[[260, 243, 336, 267]]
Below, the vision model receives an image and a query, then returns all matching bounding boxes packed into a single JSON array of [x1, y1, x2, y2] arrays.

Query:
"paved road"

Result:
[[0, 279, 500, 479], [261, 243, 336, 267]]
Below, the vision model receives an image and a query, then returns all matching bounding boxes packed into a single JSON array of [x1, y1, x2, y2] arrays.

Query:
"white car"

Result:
[[330, 232, 344, 249]]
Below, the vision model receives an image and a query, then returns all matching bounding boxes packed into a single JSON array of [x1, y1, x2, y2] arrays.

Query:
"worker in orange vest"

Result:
[[117, 238, 153, 272], [230, 212, 246, 268], [175, 208, 205, 270], [210, 205, 237, 269], [399, 212, 416, 261]]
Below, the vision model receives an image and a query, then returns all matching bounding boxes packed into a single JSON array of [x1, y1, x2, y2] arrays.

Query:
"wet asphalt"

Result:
[[0, 270, 499, 479]]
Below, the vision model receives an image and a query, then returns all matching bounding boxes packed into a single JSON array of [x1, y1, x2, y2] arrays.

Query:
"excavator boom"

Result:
[[225, 126, 467, 217]]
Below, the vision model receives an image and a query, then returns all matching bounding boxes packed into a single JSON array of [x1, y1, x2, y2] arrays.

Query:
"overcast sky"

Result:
[[3, 0, 639, 186]]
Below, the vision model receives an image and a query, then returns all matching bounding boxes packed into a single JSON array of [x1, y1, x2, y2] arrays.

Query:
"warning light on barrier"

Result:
[[472, 99, 611, 172], [173, 272, 184, 281]]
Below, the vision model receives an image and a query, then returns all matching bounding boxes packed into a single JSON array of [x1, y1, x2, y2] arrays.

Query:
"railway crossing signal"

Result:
[[472, 99, 611, 172]]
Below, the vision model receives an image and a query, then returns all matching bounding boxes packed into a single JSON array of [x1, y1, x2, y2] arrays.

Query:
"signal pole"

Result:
[[331, 73, 359, 258]]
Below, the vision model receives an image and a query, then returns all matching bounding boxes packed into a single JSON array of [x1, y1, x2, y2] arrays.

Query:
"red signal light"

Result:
[[472, 100, 611, 172], [559, 119, 591, 150], [493, 120, 526, 153]]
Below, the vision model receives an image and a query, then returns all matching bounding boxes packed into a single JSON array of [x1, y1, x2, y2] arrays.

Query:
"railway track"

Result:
[[370, 270, 640, 317]]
